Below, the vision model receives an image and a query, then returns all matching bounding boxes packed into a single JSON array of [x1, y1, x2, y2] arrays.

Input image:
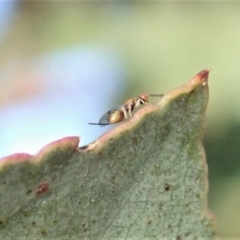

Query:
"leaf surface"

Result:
[[0, 70, 219, 240]]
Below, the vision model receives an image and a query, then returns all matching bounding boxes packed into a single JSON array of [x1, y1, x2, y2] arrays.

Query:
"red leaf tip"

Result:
[[191, 68, 210, 87], [198, 69, 210, 79]]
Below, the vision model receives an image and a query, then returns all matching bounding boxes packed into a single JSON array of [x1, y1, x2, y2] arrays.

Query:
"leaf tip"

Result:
[[192, 68, 210, 86]]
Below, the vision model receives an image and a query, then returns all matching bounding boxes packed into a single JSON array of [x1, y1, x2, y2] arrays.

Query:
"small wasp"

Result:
[[89, 93, 163, 126]]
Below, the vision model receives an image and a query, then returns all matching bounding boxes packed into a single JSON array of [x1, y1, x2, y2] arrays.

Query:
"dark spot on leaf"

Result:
[[147, 219, 152, 225], [41, 229, 47, 235], [0, 216, 7, 228], [112, 175, 116, 181], [164, 183, 171, 191], [190, 90, 195, 95], [97, 151, 102, 156], [35, 182, 49, 196], [32, 221, 36, 226], [23, 211, 29, 217], [168, 224, 171, 229], [92, 219, 96, 224], [196, 193, 200, 199], [26, 189, 32, 195], [2, 181, 6, 185], [177, 235, 181, 240], [79, 144, 89, 150], [81, 222, 88, 232], [132, 137, 138, 145]]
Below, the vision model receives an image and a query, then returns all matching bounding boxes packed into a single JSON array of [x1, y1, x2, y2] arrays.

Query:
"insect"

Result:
[[89, 93, 163, 126]]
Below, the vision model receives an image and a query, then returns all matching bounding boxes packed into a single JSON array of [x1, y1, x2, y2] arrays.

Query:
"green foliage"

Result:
[[0, 70, 218, 239]]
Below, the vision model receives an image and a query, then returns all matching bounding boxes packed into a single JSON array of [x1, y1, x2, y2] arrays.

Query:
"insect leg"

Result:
[[121, 106, 128, 119]]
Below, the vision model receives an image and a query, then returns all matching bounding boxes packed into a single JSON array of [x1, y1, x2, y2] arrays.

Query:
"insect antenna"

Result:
[[88, 122, 108, 126], [149, 94, 164, 97]]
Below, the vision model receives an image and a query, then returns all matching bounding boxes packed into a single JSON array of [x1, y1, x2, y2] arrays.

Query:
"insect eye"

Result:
[[141, 94, 148, 101]]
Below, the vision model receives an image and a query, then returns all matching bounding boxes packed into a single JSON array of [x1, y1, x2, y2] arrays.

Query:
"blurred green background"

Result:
[[0, 2, 240, 238]]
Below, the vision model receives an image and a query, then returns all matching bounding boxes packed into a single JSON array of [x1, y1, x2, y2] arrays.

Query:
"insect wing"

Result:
[[88, 107, 122, 126], [98, 107, 121, 126]]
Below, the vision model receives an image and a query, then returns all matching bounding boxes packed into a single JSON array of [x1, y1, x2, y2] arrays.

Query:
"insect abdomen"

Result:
[[108, 110, 124, 124]]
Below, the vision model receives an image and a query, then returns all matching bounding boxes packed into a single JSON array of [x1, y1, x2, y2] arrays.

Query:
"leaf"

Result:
[[0, 69, 219, 240]]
